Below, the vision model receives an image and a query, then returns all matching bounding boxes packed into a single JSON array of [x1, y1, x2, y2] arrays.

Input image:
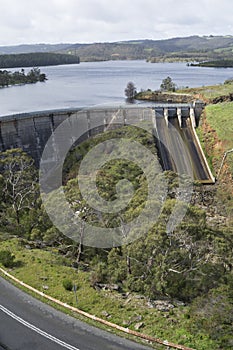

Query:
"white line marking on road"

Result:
[[0, 304, 80, 350]]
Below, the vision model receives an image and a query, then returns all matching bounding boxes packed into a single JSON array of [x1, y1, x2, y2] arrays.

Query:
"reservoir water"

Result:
[[1, 60, 233, 116]]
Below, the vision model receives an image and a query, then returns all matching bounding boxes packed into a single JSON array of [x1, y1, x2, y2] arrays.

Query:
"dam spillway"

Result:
[[0, 104, 215, 184], [153, 106, 215, 183]]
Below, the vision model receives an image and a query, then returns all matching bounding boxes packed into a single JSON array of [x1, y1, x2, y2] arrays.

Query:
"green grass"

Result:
[[205, 102, 233, 147], [137, 81, 233, 101], [0, 238, 216, 350], [205, 102, 233, 175], [196, 126, 215, 174], [178, 82, 233, 100], [214, 46, 233, 53]]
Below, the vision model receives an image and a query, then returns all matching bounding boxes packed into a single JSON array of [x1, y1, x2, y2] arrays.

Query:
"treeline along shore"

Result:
[[0, 52, 80, 69], [0, 67, 47, 87]]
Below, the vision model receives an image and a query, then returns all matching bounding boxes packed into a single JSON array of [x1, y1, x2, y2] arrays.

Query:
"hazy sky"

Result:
[[0, 0, 233, 45]]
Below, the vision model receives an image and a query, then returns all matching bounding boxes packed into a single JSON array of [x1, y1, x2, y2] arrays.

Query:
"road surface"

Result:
[[0, 277, 154, 350]]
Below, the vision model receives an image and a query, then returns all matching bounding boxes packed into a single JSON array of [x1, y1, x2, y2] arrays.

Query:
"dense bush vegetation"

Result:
[[190, 59, 233, 67], [0, 67, 47, 87], [64, 35, 233, 62], [0, 120, 232, 348], [62, 279, 73, 291], [0, 52, 80, 69], [0, 250, 15, 267]]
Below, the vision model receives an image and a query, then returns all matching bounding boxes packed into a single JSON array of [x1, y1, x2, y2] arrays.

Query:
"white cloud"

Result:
[[0, 0, 233, 45]]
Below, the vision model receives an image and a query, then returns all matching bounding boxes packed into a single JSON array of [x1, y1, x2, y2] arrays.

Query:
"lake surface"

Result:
[[1, 60, 233, 116]]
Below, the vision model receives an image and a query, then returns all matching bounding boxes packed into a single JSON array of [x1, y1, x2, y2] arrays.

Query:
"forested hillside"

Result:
[[0, 52, 80, 69], [0, 118, 232, 348], [63, 35, 233, 62], [1, 35, 233, 63], [0, 43, 71, 55]]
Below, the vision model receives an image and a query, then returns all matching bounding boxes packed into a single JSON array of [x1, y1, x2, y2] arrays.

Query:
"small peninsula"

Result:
[[189, 59, 233, 68], [0, 67, 47, 88]]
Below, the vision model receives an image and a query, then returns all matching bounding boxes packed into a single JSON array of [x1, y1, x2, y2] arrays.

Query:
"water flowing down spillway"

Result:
[[153, 111, 215, 183]]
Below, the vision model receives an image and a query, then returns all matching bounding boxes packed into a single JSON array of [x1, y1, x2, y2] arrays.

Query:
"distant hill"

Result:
[[1, 36, 233, 63], [62, 35, 233, 62], [0, 43, 71, 55]]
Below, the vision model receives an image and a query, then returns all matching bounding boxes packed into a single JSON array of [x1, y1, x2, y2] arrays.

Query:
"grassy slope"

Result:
[[178, 81, 233, 100], [205, 102, 233, 148], [179, 83, 233, 174], [0, 238, 215, 350], [181, 83, 233, 221]]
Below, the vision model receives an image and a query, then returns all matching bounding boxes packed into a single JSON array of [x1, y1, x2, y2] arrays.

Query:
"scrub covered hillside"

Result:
[[0, 113, 232, 349]]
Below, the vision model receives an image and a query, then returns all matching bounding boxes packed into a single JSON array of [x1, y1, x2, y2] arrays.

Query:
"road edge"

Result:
[[0, 267, 195, 350]]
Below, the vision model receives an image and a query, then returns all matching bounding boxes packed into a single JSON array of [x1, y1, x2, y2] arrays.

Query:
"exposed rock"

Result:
[[130, 315, 142, 323], [133, 294, 146, 300], [147, 301, 155, 309], [93, 283, 120, 292], [212, 93, 233, 104], [148, 300, 175, 312], [173, 300, 186, 307], [134, 322, 144, 330], [25, 241, 47, 249], [101, 310, 110, 318]]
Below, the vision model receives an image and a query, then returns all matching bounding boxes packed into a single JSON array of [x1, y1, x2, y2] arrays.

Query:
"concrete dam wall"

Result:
[[0, 109, 81, 166], [0, 104, 214, 183]]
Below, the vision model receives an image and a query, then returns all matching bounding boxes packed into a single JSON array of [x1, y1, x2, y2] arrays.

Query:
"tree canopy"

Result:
[[124, 81, 137, 100], [0, 67, 47, 87], [0, 52, 80, 69], [160, 76, 177, 92], [0, 122, 232, 349]]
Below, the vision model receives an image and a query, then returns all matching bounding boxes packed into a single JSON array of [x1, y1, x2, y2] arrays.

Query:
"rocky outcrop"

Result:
[[211, 93, 233, 104]]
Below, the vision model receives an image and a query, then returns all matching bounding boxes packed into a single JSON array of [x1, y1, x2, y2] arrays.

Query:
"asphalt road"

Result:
[[0, 277, 154, 350]]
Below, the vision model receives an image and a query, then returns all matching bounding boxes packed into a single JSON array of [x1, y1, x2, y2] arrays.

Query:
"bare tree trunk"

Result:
[[76, 222, 85, 265], [15, 209, 20, 226], [76, 241, 82, 264], [126, 254, 131, 275]]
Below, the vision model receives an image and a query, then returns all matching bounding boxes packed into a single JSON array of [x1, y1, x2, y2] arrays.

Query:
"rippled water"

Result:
[[1, 60, 233, 116]]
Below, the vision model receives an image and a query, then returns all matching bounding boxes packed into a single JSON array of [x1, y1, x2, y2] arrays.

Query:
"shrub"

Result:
[[160, 76, 177, 92], [62, 279, 73, 291], [0, 250, 15, 268], [224, 78, 233, 84], [90, 262, 108, 286], [124, 81, 137, 100]]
